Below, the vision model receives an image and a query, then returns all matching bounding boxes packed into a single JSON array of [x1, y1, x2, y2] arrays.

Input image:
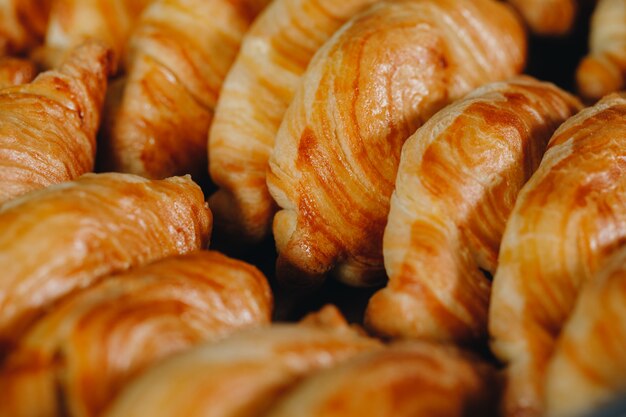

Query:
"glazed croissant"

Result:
[[0, 57, 36, 88], [265, 342, 500, 417], [544, 248, 626, 417], [576, 0, 626, 101], [506, 0, 577, 36], [0, 250, 271, 417], [99, 0, 270, 179], [267, 0, 526, 287], [0, 42, 112, 205], [0, 172, 211, 347], [365, 77, 581, 343], [208, 0, 379, 243], [104, 323, 381, 417], [489, 93, 626, 417], [0, 0, 51, 55]]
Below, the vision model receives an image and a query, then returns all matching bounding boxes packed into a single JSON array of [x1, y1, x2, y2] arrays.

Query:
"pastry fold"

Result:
[[0, 57, 36, 88], [0, 42, 112, 205], [365, 77, 581, 342], [0, 251, 271, 417], [268, 0, 526, 287], [0, 0, 51, 55], [506, 0, 577, 36], [489, 93, 626, 417], [0, 172, 211, 347]]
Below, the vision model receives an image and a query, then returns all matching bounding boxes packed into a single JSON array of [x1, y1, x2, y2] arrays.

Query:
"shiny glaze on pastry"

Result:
[[267, 0, 526, 287], [0, 0, 51, 55], [0, 251, 271, 417], [0, 42, 112, 205], [99, 0, 270, 179], [0, 57, 36, 88], [489, 93, 626, 417], [0, 172, 211, 347], [265, 342, 500, 417], [506, 0, 577, 36], [104, 324, 381, 417], [208, 0, 379, 243], [365, 77, 581, 342], [576, 0, 626, 101]]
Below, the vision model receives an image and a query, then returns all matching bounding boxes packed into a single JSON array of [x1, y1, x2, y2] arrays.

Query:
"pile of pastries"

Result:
[[0, 0, 625, 416]]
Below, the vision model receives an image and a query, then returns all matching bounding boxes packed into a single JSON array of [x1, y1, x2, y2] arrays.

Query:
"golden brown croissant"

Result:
[[0, 172, 211, 348], [576, 0, 626, 101], [0, 0, 51, 55], [267, 0, 526, 288], [489, 93, 626, 417], [0, 42, 112, 205], [364, 77, 581, 343], [104, 324, 381, 417], [0, 250, 271, 417], [99, 0, 270, 179], [506, 0, 577, 36], [208, 0, 379, 243], [265, 342, 500, 417], [0, 57, 36, 88]]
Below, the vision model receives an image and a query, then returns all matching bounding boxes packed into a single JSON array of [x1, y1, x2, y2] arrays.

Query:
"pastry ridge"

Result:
[[0, 57, 37, 88], [506, 0, 577, 36], [0, 0, 51, 55]]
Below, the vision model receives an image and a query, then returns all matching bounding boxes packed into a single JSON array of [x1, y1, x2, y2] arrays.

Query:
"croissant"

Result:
[[208, 0, 379, 243], [0, 250, 271, 417], [544, 248, 626, 417], [0, 42, 112, 205], [364, 77, 581, 343], [0, 172, 211, 347], [104, 323, 381, 417], [0, 0, 51, 55], [98, 0, 270, 179], [576, 0, 626, 101], [489, 93, 626, 417], [505, 0, 577, 36], [265, 342, 500, 417], [267, 0, 526, 287], [0, 57, 36, 88]]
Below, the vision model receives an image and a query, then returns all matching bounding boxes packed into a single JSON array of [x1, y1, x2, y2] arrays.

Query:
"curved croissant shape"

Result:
[[365, 78, 581, 343], [0, 251, 271, 417], [0, 0, 51, 55], [208, 0, 379, 243], [99, 0, 270, 179], [38, 0, 152, 68], [506, 0, 577, 36], [0, 57, 36, 88], [104, 324, 381, 417], [0, 172, 211, 348], [267, 0, 526, 288], [544, 248, 626, 417], [265, 342, 500, 417], [489, 93, 626, 417], [576, 0, 626, 101], [0, 42, 112, 205]]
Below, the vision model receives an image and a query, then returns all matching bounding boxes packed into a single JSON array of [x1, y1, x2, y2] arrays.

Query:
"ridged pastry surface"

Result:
[[0, 0, 51, 55], [0, 172, 211, 346], [268, 0, 526, 287], [365, 77, 581, 342], [489, 93, 626, 417]]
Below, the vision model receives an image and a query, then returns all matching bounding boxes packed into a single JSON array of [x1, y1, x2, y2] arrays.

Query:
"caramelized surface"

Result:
[[268, 0, 526, 288], [365, 78, 581, 342], [489, 94, 626, 417], [506, 0, 577, 36], [0, 0, 51, 55]]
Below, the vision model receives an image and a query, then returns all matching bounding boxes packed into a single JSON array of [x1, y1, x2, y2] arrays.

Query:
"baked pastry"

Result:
[[489, 93, 626, 417], [0, 250, 271, 417], [506, 0, 577, 36], [365, 77, 581, 342], [104, 323, 381, 417], [265, 342, 500, 417], [576, 0, 626, 101], [0, 57, 36, 88], [99, 0, 270, 179], [0, 42, 112, 205], [267, 0, 526, 287], [0, 172, 211, 347], [208, 0, 379, 243], [0, 0, 51, 55], [544, 248, 626, 417]]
